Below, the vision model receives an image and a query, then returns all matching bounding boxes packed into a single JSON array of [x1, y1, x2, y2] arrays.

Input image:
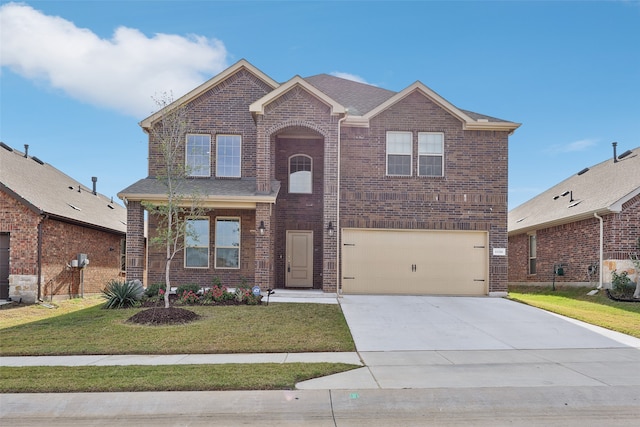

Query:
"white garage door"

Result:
[[341, 229, 488, 295]]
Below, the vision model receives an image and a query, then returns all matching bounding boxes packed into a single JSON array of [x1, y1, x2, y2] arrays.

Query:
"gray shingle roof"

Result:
[[303, 74, 397, 116], [0, 144, 127, 234], [508, 146, 640, 234]]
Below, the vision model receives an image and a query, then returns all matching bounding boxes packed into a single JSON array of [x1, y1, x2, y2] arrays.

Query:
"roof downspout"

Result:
[[594, 212, 603, 289], [37, 214, 47, 301], [336, 111, 348, 298]]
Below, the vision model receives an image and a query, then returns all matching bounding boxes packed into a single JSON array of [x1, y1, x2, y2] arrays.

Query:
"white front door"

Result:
[[286, 230, 313, 288]]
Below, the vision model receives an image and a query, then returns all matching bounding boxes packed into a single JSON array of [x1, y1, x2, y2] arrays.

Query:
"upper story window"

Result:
[[185, 218, 209, 268], [215, 217, 240, 269], [289, 155, 312, 194], [418, 132, 444, 177], [216, 135, 241, 178], [185, 134, 211, 177], [386, 131, 412, 176]]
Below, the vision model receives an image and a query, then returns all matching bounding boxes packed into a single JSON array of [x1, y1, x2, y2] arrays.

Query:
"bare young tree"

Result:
[[144, 93, 204, 308]]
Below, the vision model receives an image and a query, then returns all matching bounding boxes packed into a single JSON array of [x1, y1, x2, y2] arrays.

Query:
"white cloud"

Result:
[[545, 138, 598, 154], [0, 2, 228, 117], [330, 72, 370, 85]]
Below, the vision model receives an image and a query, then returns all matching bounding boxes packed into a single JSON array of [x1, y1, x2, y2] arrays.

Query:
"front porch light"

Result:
[[258, 221, 265, 236]]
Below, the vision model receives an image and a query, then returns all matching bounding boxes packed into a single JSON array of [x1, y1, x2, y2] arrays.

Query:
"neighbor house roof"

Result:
[[0, 143, 127, 234], [508, 146, 640, 235], [118, 177, 281, 209]]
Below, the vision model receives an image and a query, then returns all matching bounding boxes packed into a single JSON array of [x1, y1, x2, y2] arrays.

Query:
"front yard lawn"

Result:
[[508, 285, 640, 338], [0, 302, 355, 356]]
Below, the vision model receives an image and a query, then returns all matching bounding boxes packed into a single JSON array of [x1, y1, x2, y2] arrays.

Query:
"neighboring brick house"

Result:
[[508, 144, 640, 289], [0, 143, 129, 303], [119, 59, 520, 296]]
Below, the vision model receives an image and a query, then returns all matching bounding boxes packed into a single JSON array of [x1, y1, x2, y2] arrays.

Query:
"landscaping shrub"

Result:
[[144, 283, 166, 298], [611, 270, 636, 299], [177, 290, 200, 305], [201, 285, 234, 304], [176, 283, 201, 296], [102, 280, 144, 309]]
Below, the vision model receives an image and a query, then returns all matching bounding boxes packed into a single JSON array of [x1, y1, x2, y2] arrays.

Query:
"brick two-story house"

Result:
[[1, 143, 128, 303], [119, 60, 520, 296], [508, 144, 640, 289]]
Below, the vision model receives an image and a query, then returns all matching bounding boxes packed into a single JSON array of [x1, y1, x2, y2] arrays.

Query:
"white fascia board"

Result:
[[250, 76, 346, 115], [140, 59, 279, 130], [507, 208, 614, 236], [117, 193, 277, 208], [609, 187, 640, 212]]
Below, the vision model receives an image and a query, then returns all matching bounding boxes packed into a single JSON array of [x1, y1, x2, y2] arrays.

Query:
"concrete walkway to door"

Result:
[[297, 295, 640, 389]]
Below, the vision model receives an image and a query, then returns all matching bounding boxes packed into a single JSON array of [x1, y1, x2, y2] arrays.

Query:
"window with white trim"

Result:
[[215, 218, 240, 269], [386, 131, 412, 176], [418, 132, 444, 177], [289, 155, 312, 193], [186, 134, 211, 177], [528, 234, 537, 275], [216, 135, 241, 178], [185, 218, 209, 268]]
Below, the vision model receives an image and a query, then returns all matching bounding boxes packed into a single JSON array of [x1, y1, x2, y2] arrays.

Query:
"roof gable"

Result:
[[508, 146, 640, 234], [363, 82, 520, 132], [249, 76, 346, 116], [0, 143, 127, 234], [140, 59, 279, 130]]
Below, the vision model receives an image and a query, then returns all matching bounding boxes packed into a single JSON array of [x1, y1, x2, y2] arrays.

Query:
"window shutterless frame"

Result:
[[214, 217, 241, 269], [184, 217, 210, 268], [185, 134, 211, 177], [528, 233, 537, 275], [216, 135, 242, 178], [288, 154, 312, 194], [418, 132, 444, 177], [386, 131, 412, 176]]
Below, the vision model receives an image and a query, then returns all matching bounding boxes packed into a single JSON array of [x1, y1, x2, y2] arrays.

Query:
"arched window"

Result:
[[289, 155, 312, 194]]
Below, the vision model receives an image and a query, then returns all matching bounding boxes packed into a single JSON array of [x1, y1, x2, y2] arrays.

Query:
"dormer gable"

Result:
[[249, 76, 346, 116]]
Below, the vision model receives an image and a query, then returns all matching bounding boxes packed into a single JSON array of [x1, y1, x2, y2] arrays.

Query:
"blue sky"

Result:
[[1, 0, 639, 210]]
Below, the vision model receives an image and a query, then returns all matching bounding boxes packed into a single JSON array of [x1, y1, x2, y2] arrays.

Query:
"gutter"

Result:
[[593, 212, 604, 289], [336, 111, 348, 297]]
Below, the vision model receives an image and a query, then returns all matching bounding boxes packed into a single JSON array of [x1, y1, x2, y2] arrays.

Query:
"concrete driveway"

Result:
[[297, 295, 640, 390]]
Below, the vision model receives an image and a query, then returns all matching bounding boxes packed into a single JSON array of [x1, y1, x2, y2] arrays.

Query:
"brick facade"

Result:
[[125, 61, 515, 295], [508, 194, 640, 287], [1, 188, 125, 302]]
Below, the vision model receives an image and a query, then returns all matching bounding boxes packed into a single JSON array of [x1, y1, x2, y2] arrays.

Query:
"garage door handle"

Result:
[[474, 279, 485, 282], [411, 264, 416, 272]]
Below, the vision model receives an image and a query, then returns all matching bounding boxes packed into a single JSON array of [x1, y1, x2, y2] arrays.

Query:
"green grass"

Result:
[[508, 285, 640, 338], [0, 363, 357, 393], [0, 302, 355, 356]]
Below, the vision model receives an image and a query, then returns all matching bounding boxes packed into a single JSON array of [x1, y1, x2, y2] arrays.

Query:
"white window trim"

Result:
[[288, 154, 313, 194], [185, 134, 211, 177], [214, 217, 241, 270], [215, 134, 242, 178], [528, 233, 537, 275], [386, 131, 413, 176], [418, 132, 445, 177], [184, 217, 210, 269]]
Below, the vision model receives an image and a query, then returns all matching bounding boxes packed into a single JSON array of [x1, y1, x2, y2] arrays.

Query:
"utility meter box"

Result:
[[78, 253, 89, 268]]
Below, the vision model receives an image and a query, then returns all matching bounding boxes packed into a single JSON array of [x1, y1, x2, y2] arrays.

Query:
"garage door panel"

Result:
[[342, 229, 487, 295]]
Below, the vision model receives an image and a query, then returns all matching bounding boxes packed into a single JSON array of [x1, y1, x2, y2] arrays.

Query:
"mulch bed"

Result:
[[606, 289, 640, 303], [127, 307, 200, 326]]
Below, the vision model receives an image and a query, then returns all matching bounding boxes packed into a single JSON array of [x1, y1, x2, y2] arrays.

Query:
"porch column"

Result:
[[126, 200, 145, 283], [255, 202, 274, 290]]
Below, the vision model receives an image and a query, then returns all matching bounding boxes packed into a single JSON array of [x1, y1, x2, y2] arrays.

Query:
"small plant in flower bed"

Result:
[[201, 285, 235, 304], [176, 283, 201, 296], [102, 279, 144, 309], [176, 290, 200, 305]]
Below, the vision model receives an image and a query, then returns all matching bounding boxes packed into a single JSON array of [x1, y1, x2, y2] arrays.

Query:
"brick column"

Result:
[[322, 120, 339, 292], [126, 200, 145, 283], [254, 203, 274, 290]]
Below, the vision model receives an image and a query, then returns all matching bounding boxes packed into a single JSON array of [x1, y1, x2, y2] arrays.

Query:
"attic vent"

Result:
[[618, 150, 633, 160], [32, 156, 44, 165], [516, 217, 527, 223], [67, 203, 82, 211], [568, 201, 581, 208], [0, 142, 13, 151], [120, 220, 127, 226], [477, 119, 489, 122], [68, 186, 74, 190], [577, 167, 589, 175], [107, 204, 114, 210]]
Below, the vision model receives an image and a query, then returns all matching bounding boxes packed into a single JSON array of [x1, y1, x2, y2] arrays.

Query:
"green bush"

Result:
[[611, 270, 635, 298], [102, 280, 144, 309], [144, 283, 166, 298], [176, 283, 201, 296]]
